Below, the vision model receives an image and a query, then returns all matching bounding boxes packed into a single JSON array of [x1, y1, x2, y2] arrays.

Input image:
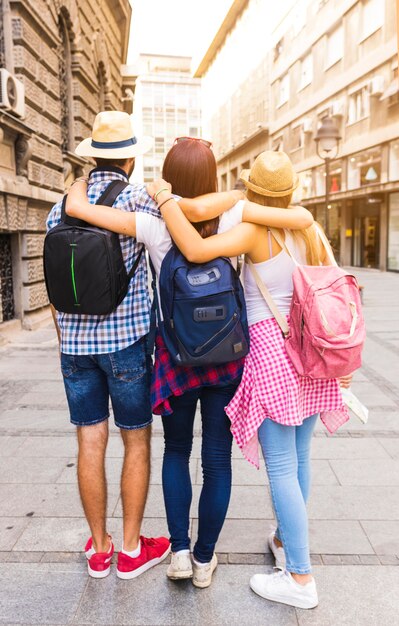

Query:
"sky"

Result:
[[127, 0, 233, 63]]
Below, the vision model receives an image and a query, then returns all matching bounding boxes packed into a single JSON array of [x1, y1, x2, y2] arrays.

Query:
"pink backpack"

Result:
[[248, 227, 365, 379]]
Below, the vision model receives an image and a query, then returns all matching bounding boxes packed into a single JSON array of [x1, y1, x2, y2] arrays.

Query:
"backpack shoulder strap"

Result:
[[61, 179, 129, 226]]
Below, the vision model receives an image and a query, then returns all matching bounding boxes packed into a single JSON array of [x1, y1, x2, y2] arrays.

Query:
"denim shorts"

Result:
[[60, 336, 153, 430]]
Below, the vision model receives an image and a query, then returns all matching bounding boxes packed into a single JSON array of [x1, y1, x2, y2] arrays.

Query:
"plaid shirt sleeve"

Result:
[[46, 199, 63, 232], [123, 184, 162, 219]]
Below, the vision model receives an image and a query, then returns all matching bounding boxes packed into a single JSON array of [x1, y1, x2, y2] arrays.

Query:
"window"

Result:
[[274, 39, 283, 61], [278, 74, 289, 107], [297, 170, 313, 200], [389, 142, 399, 181], [293, 1, 307, 36], [299, 54, 313, 90], [388, 193, 399, 270], [329, 160, 343, 193], [272, 136, 284, 151], [348, 148, 381, 189], [362, 0, 384, 41], [315, 166, 326, 196], [348, 86, 370, 124], [325, 25, 343, 70], [154, 137, 164, 154], [291, 124, 304, 151]]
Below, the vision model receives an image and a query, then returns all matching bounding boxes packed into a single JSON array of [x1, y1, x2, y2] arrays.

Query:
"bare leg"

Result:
[[77, 421, 109, 553], [120, 425, 151, 551]]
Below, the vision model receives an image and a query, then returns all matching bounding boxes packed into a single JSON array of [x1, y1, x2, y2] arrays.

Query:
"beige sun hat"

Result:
[[75, 111, 153, 159], [240, 151, 299, 197]]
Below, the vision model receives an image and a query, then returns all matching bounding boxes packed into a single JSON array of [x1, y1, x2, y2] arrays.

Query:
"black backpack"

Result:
[[44, 180, 143, 315]]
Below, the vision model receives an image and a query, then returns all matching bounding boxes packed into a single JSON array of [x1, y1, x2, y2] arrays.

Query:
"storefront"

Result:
[[388, 192, 399, 271]]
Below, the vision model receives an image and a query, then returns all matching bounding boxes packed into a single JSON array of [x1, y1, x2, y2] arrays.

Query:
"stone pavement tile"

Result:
[[14, 517, 170, 552], [0, 483, 120, 518], [0, 562, 87, 625], [191, 518, 273, 554], [349, 381, 398, 408], [0, 356, 61, 381], [226, 485, 274, 519], [378, 438, 399, 459], [307, 486, 399, 520], [0, 435, 26, 456], [311, 437, 389, 460], [0, 455, 68, 484], [15, 391, 66, 408], [72, 564, 297, 625], [0, 517, 30, 550], [330, 459, 399, 486], [308, 520, 373, 555], [296, 566, 399, 626], [0, 409, 69, 432], [15, 435, 78, 458], [360, 521, 399, 556], [0, 551, 43, 562], [333, 411, 399, 433]]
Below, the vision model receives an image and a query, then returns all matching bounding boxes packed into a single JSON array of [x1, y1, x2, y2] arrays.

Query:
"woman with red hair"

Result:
[[66, 138, 313, 588]]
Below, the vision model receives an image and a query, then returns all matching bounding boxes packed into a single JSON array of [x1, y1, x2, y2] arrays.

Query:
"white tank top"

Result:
[[244, 230, 307, 326]]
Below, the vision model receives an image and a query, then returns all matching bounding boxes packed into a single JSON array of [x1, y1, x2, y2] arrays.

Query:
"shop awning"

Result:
[[380, 78, 399, 100]]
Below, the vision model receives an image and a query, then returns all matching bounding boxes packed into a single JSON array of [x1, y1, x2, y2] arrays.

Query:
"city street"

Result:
[[0, 267, 398, 625]]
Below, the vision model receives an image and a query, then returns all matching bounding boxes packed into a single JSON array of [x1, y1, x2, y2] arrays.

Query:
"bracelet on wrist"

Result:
[[158, 196, 174, 210], [71, 176, 89, 185], [154, 188, 169, 202]]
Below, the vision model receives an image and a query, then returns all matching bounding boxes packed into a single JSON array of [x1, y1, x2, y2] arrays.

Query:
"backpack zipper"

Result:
[[193, 312, 238, 354], [69, 243, 80, 307]]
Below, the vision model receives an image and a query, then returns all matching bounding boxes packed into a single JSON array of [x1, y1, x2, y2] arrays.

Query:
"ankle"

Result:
[[291, 572, 313, 586], [93, 535, 111, 553]]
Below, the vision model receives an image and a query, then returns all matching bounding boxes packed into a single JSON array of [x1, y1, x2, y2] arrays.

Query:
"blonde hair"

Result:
[[246, 189, 330, 265]]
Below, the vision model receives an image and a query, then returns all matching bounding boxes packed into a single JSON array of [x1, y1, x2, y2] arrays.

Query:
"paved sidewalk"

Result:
[[0, 268, 398, 625]]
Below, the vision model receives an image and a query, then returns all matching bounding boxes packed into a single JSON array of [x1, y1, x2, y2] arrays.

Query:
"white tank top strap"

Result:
[[267, 229, 273, 258]]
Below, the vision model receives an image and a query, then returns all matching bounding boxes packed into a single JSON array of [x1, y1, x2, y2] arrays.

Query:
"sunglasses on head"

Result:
[[174, 137, 212, 148]]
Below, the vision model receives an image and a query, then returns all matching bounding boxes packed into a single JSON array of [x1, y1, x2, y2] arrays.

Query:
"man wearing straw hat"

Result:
[[46, 111, 170, 580]]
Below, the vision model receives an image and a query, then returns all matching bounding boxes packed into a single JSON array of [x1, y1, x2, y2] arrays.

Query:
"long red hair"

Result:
[[162, 141, 218, 238]]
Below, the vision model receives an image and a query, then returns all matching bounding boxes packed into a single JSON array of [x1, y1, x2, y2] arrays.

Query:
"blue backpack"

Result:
[[153, 246, 250, 366]]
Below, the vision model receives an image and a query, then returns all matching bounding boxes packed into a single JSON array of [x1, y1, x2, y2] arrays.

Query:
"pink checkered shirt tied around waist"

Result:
[[225, 316, 350, 468]]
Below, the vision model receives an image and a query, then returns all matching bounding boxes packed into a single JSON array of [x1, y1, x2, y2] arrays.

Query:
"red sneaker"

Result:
[[85, 535, 114, 578], [117, 536, 171, 580]]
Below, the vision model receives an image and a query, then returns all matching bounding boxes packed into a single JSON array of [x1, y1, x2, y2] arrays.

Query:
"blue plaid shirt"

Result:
[[46, 167, 161, 355]]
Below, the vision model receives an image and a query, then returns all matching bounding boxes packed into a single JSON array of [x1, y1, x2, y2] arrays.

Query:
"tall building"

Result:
[[0, 0, 131, 330], [195, 0, 399, 271], [123, 54, 202, 183]]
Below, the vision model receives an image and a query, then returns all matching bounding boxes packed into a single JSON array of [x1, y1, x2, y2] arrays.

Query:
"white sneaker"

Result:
[[250, 570, 318, 610], [192, 553, 218, 588], [167, 551, 193, 580], [268, 530, 286, 570]]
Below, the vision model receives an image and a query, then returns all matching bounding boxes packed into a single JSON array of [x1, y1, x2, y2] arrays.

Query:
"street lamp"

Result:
[[314, 117, 341, 239]]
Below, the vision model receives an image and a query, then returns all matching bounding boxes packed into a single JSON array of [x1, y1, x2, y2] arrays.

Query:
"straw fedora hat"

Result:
[[75, 111, 153, 159], [240, 151, 299, 197]]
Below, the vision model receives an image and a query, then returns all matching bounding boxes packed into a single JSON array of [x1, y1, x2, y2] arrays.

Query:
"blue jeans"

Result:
[[258, 414, 318, 574], [61, 336, 152, 429], [162, 384, 237, 563]]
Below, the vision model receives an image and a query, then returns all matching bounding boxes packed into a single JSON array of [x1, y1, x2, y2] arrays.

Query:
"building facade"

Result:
[[0, 0, 131, 329], [196, 0, 399, 271], [123, 54, 202, 183]]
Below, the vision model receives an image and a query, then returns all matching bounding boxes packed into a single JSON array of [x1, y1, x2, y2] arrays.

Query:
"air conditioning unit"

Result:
[[370, 75, 385, 96], [331, 98, 345, 117], [303, 117, 313, 133], [0, 69, 25, 118]]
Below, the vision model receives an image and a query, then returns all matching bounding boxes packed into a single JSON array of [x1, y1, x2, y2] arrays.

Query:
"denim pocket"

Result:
[[110, 339, 147, 383], [60, 353, 78, 379]]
